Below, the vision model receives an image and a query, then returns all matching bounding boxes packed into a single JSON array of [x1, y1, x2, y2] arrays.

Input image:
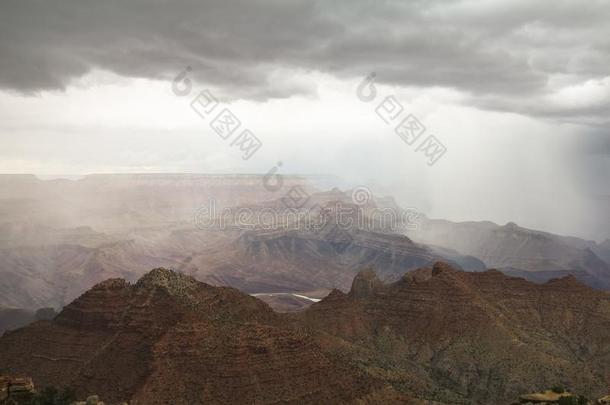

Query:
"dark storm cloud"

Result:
[[1, 0, 609, 121]]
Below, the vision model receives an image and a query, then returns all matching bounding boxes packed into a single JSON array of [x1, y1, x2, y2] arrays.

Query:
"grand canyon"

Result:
[[0, 175, 609, 404], [2, 1, 610, 403]]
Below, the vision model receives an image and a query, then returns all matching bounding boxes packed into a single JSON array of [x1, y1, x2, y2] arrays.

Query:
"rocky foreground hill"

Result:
[[293, 263, 610, 403], [1, 265, 609, 404], [0, 268, 412, 404]]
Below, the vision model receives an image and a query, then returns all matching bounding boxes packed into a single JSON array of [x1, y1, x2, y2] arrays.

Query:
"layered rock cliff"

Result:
[[3, 264, 610, 404], [294, 262, 610, 403], [0, 268, 404, 404]]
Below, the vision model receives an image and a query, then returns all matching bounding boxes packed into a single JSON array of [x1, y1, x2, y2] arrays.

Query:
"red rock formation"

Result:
[[0, 268, 402, 404], [3, 263, 610, 404], [295, 262, 610, 403], [0, 375, 35, 402]]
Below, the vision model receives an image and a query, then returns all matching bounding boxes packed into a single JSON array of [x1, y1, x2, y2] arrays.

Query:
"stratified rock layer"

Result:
[[295, 262, 610, 403], [0, 269, 399, 404], [3, 264, 610, 404]]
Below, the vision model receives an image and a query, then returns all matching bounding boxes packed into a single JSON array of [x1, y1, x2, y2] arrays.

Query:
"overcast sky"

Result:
[[0, 0, 609, 241]]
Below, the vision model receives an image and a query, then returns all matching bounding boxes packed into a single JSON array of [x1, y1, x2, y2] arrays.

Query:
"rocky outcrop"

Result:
[[0, 375, 35, 402], [517, 390, 576, 403], [349, 268, 384, 299], [3, 263, 610, 404], [0, 268, 402, 404], [295, 262, 610, 404]]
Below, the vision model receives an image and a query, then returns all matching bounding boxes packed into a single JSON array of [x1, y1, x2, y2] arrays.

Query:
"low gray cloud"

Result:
[[1, 0, 609, 123]]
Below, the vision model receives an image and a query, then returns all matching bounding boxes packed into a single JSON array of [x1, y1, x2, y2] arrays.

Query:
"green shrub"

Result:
[[11, 386, 76, 405], [557, 396, 576, 405], [557, 395, 588, 405]]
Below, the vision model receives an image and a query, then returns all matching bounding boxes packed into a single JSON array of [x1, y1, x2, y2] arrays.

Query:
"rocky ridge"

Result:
[[293, 263, 610, 404], [3, 264, 610, 404], [0, 268, 405, 404]]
